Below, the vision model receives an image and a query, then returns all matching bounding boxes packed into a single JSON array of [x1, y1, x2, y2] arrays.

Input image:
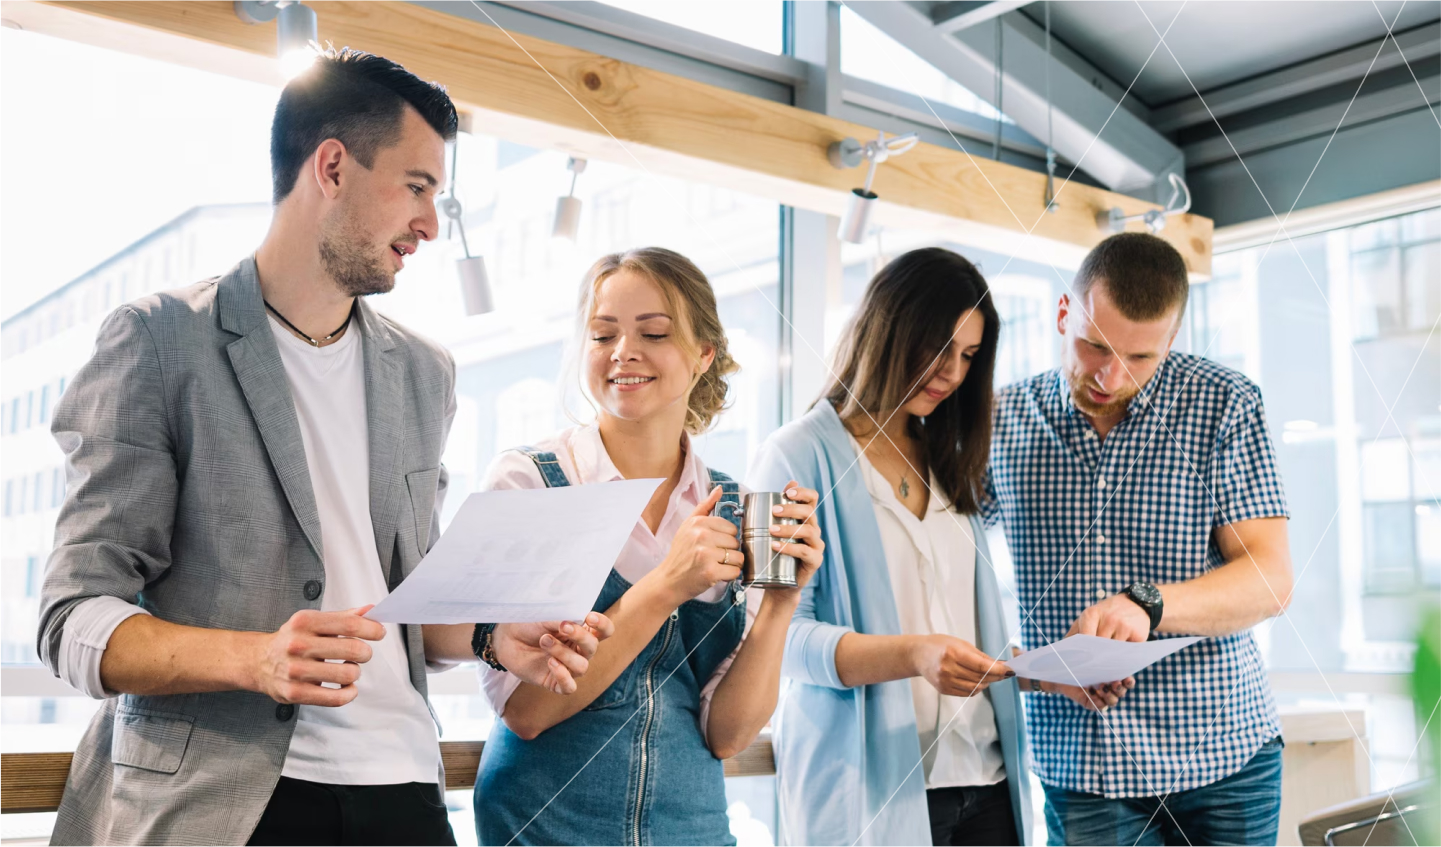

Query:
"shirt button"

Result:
[[1097, 534, 1107, 545], [1097, 477, 1108, 489], [1095, 588, 1108, 601], [275, 703, 295, 721], [303, 580, 322, 601]]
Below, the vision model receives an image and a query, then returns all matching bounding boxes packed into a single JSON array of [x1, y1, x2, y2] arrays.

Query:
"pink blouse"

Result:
[[476, 424, 760, 739]]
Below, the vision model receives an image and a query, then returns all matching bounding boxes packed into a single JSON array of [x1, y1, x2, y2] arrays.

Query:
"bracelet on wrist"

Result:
[[471, 623, 507, 672]]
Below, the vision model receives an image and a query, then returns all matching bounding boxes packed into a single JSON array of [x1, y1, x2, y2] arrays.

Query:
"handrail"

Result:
[[0, 736, 776, 814]]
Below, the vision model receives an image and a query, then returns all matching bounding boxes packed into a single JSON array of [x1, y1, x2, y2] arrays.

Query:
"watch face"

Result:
[[1131, 582, 1162, 605]]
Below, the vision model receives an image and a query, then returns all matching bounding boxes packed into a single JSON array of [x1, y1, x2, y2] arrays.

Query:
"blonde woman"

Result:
[[473, 248, 825, 846]]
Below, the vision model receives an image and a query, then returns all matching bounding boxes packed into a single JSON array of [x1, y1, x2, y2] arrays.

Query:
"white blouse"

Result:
[[851, 436, 1006, 789], [477, 424, 760, 738]]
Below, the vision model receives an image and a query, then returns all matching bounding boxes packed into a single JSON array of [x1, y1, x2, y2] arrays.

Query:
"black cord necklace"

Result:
[[264, 299, 354, 347]]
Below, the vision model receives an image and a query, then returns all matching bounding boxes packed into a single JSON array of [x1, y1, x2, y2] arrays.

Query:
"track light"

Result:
[[1097, 173, 1192, 235], [235, 1, 318, 80], [552, 157, 587, 241], [438, 139, 495, 316], [827, 132, 919, 244]]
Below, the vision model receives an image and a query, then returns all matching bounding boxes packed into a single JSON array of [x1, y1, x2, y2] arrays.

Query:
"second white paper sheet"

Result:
[[1005, 634, 1203, 688], [367, 478, 663, 624]]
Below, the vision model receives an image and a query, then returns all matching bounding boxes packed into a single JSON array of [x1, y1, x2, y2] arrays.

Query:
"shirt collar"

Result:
[[571, 423, 702, 497], [1054, 353, 1173, 422]]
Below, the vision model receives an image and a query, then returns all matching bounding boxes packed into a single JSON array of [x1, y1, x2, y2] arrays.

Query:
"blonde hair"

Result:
[[574, 247, 738, 434]]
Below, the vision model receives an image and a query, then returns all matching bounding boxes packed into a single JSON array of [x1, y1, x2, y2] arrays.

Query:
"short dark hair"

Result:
[[270, 48, 458, 203], [823, 247, 1000, 515], [1074, 232, 1189, 322]]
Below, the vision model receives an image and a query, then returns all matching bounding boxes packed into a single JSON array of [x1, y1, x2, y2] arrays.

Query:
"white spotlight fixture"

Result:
[[828, 131, 919, 244], [1097, 172, 1193, 235], [235, 1, 318, 80], [438, 140, 495, 316], [552, 157, 587, 241]]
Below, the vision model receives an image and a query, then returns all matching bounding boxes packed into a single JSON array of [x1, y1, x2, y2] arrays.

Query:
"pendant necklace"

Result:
[[899, 474, 911, 499]]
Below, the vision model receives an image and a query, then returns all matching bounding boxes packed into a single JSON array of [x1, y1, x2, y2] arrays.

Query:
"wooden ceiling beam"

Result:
[[11, 0, 1210, 274]]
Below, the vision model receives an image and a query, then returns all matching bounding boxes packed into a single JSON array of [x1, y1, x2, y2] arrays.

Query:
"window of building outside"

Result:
[[597, 0, 784, 55], [839, 5, 1009, 123], [1190, 205, 1440, 793], [1, 27, 781, 845]]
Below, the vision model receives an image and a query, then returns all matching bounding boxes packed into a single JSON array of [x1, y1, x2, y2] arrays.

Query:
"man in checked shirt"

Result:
[[983, 232, 1293, 846]]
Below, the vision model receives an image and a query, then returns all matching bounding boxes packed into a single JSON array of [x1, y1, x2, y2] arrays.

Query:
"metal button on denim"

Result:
[[276, 704, 295, 721], [303, 580, 322, 601]]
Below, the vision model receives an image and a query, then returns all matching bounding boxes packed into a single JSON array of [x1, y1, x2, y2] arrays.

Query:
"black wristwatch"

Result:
[[1123, 582, 1164, 633], [471, 623, 507, 672]]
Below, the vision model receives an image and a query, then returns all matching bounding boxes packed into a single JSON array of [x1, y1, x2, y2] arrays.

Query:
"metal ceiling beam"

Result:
[[1183, 72, 1441, 168], [929, 0, 1033, 35], [845, 1, 1183, 196], [1151, 21, 1441, 133]]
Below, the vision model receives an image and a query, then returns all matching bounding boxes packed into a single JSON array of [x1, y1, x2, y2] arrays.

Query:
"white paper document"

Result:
[[366, 478, 664, 624], [1005, 634, 1204, 688]]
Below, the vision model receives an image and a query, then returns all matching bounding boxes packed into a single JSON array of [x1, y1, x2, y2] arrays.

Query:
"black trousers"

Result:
[[247, 776, 457, 846], [927, 780, 1020, 846]]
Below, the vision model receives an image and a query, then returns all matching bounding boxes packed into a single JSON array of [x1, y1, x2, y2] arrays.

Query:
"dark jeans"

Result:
[[247, 776, 457, 846], [1043, 737, 1285, 846], [928, 780, 1020, 846]]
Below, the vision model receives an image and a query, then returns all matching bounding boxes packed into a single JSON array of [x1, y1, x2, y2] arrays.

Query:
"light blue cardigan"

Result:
[[748, 403, 1033, 846]]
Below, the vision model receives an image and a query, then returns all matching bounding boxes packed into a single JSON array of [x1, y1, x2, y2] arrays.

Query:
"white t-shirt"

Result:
[[271, 315, 439, 786], [851, 435, 1005, 789]]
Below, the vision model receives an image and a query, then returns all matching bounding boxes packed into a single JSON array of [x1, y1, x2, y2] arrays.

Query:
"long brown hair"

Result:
[[822, 247, 999, 514]]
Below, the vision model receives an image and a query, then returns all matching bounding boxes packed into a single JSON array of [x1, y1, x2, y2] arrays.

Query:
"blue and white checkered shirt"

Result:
[[983, 351, 1288, 798]]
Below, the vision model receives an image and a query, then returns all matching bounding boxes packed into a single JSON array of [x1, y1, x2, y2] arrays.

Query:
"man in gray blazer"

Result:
[[38, 49, 609, 846]]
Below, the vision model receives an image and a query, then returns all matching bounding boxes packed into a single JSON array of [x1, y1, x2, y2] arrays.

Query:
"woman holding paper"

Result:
[[748, 248, 1078, 846], [472, 247, 825, 846]]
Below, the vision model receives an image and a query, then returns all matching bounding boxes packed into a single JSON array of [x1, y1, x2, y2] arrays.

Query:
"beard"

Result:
[[318, 205, 399, 298], [1065, 365, 1138, 417]]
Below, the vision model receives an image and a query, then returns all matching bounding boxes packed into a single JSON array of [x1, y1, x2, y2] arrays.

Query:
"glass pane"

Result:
[[1360, 438, 1412, 502], [1400, 206, 1441, 242], [1418, 503, 1441, 587], [598, 0, 784, 55], [840, 6, 1008, 122], [1351, 247, 1402, 338], [1349, 216, 1398, 252], [1363, 502, 1417, 591], [1402, 241, 1440, 332]]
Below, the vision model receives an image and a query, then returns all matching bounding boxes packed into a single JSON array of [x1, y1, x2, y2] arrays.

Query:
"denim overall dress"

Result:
[[475, 448, 746, 846]]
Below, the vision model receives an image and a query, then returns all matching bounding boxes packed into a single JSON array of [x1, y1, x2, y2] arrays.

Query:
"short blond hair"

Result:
[[575, 247, 738, 434]]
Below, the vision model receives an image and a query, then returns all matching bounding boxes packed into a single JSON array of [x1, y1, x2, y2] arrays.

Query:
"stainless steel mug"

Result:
[[716, 491, 799, 589]]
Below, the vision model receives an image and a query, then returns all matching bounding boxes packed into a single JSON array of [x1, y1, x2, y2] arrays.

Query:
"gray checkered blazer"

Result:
[[37, 256, 457, 845]]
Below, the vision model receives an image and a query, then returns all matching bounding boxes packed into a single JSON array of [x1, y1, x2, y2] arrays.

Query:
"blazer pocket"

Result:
[[111, 707, 194, 774], [406, 467, 443, 553]]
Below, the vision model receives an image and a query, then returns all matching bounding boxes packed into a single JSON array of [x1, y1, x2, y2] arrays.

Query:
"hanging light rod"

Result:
[[552, 157, 587, 241], [828, 131, 919, 244]]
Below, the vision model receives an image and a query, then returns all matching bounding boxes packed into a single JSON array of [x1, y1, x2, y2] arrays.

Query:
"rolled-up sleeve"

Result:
[[38, 306, 177, 686], [58, 596, 151, 698], [747, 437, 854, 690]]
